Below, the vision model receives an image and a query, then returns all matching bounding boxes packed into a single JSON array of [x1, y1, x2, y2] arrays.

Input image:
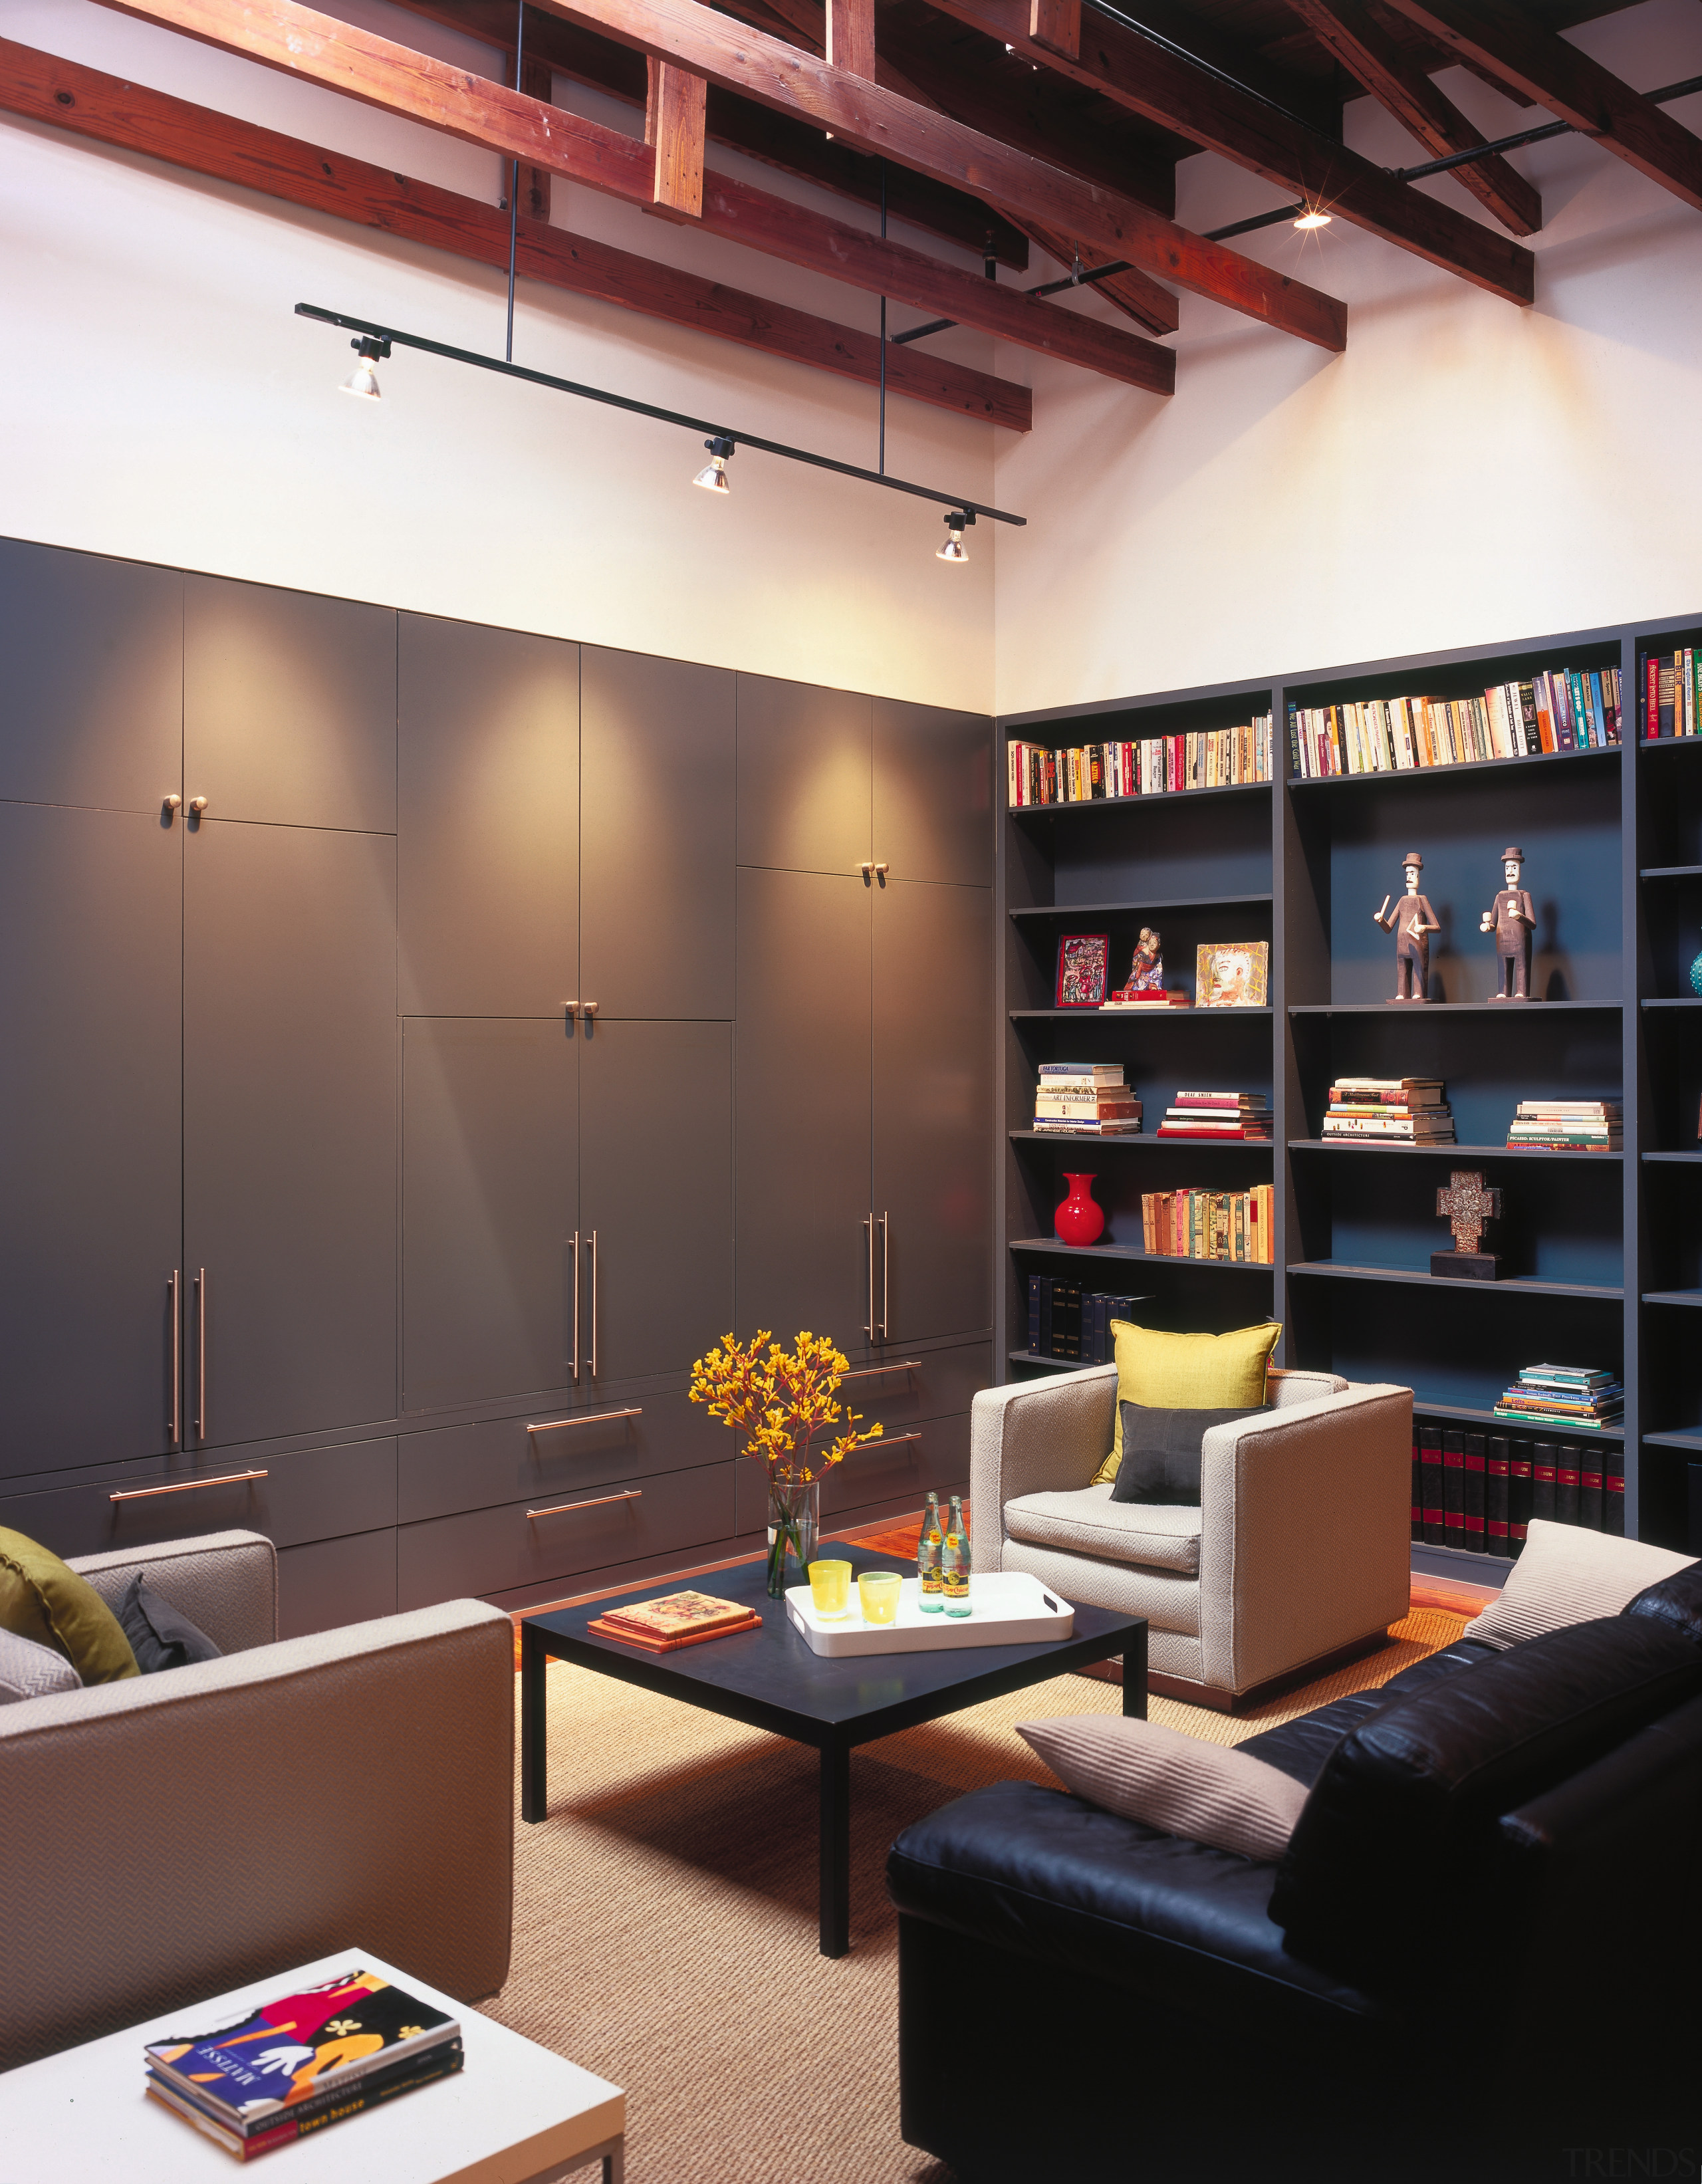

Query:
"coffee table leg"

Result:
[[521, 1624, 548, 1824], [1122, 1624, 1149, 1721], [818, 1739, 850, 1959]]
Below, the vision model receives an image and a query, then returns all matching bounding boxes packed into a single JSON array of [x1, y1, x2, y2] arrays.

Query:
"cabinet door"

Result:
[[399, 615, 578, 1015], [874, 698, 994, 887], [0, 540, 182, 811], [580, 648, 735, 1018], [185, 576, 397, 833], [0, 805, 182, 1476], [735, 867, 872, 1352], [873, 880, 993, 1343], [185, 821, 398, 1448], [580, 1019, 733, 1384], [402, 1018, 578, 1412], [735, 673, 871, 875]]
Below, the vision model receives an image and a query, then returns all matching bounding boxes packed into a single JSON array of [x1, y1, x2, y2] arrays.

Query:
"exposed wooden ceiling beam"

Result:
[[0, 34, 1030, 428], [917, 0, 1535, 305], [516, 0, 1348, 346], [394, 0, 1033, 265], [646, 55, 707, 215], [80, 0, 1177, 386], [1285, 0, 1541, 235], [1384, 0, 1702, 213]]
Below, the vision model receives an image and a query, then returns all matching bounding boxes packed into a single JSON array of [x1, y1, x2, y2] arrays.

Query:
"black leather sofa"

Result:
[[888, 1568, 1702, 2184]]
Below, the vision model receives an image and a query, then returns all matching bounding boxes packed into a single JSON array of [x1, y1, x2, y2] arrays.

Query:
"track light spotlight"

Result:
[[1292, 206, 1332, 231], [937, 509, 974, 562], [340, 334, 390, 400], [693, 435, 735, 493]]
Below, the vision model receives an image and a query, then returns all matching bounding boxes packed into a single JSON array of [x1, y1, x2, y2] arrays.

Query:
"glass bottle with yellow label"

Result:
[[918, 1493, 944, 1612], [942, 1494, 971, 1616]]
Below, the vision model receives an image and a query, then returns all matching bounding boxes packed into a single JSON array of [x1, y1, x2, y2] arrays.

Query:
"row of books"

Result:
[[1323, 1076, 1454, 1143], [1155, 1091, 1270, 1142], [1288, 666, 1624, 780], [1507, 1100, 1621, 1152], [1006, 719, 1275, 806], [1494, 1363, 1624, 1429], [1033, 1062, 1142, 1136], [1411, 1425, 1625, 1554], [1025, 1278, 1144, 1362], [1140, 1186, 1275, 1263], [1642, 649, 1702, 739]]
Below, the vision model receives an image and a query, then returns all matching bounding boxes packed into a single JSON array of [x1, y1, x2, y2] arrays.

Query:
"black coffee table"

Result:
[[520, 1544, 1148, 1957]]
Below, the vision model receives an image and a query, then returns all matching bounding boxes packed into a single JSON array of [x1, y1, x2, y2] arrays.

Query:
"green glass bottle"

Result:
[[942, 1494, 971, 1616], [918, 1493, 944, 1611]]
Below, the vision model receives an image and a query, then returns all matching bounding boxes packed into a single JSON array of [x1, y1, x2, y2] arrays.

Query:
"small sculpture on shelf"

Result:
[[1480, 846, 1537, 1001], [1372, 852, 1440, 1003], [1114, 927, 1163, 1000], [1432, 1169, 1504, 1281]]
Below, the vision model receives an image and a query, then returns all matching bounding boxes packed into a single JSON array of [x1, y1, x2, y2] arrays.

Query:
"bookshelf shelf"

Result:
[[1286, 1261, 1624, 1301], [1011, 1008, 1273, 1021], [1643, 1290, 1702, 1308], [1009, 893, 1273, 921], [1286, 745, 1619, 793], [1644, 1152, 1702, 1163], [1011, 1132, 1271, 1150], [1640, 866, 1702, 880], [1010, 781, 1271, 820], [1409, 1397, 1626, 1441], [1009, 1238, 1274, 1272], [1641, 997, 1702, 1010], [1645, 1429, 1702, 1453], [1288, 1001, 1622, 1016], [1288, 1140, 1624, 1162], [1008, 1350, 1099, 1372]]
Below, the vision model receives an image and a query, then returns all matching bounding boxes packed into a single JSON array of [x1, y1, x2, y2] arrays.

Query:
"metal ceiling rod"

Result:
[[294, 303, 1026, 525]]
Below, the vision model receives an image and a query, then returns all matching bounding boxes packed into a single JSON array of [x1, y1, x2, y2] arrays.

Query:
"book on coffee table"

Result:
[[587, 1590, 762, 1652]]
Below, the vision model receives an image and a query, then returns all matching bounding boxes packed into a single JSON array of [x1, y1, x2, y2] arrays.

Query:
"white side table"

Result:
[[0, 1949, 624, 2184]]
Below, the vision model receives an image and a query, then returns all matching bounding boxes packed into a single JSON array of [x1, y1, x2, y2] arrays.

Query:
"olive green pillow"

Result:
[[0, 1528, 138, 1685], [1092, 1321, 1282, 1486]]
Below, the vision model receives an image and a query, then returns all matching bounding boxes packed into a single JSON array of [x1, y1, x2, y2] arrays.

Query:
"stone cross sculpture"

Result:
[[1432, 1169, 1504, 1281]]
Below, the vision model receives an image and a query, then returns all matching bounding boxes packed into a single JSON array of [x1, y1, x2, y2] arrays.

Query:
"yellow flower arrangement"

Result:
[[688, 1330, 883, 1485]]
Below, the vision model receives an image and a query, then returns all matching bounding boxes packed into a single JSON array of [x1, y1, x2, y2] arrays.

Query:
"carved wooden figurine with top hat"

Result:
[[1480, 846, 1537, 1001], [1372, 852, 1440, 1003]]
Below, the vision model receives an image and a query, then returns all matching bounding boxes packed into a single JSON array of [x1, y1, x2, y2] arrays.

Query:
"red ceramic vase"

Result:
[[1054, 1172, 1105, 1247]]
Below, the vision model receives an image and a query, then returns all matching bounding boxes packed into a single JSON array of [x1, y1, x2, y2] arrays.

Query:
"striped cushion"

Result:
[[1463, 1520, 1696, 1651], [0, 1628, 82, 1705], [1017, 1715, 1307, 1862]]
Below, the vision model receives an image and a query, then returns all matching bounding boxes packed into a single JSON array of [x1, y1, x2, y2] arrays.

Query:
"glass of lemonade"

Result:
[[807, 1560, 853, 1618], [858, 1570, 902, 1625]]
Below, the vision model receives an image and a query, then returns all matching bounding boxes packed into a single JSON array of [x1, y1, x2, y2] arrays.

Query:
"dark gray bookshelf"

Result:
[[999, 613, 1702, 1562]]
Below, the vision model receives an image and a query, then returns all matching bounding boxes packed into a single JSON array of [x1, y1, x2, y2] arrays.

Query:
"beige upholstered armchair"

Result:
[[0, 1530, 514, 2071], [971, 1367, 1413, 1712]]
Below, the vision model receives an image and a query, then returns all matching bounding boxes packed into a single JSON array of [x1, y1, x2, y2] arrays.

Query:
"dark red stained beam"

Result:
[[0, 35, 1032, 428]]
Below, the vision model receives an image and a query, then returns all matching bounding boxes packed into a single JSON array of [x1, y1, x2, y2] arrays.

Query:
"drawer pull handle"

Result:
[[110, 1468, 268, 1504], [852, 1431, 921, 1453], [527, 1407, 643, 1435], [526, 1490, 643, 1520], [840, 1360, 921, 1381]]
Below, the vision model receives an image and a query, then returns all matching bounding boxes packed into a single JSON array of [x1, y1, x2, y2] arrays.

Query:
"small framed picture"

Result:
[[1196, 941, 1269, 1009], [1056, 933, 1110, 1009]]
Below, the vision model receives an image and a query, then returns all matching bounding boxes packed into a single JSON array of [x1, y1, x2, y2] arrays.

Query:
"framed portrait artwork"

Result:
[[1196, 941, 1269, 1009], [1055, 933, 1110, 1009]]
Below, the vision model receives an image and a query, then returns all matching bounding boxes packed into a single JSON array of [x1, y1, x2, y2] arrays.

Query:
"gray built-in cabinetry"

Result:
[[0, 539, 994, 1633]]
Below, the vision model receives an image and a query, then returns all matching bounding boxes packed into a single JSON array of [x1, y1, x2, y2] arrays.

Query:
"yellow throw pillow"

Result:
[[1092, 1320, 1283, 1485], [0, 1528, 138, 1685]]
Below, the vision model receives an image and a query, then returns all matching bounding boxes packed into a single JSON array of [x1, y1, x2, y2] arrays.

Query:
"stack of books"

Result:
[[1288, 664, 1622, 779], [1322, 1077, 1453, 1143], [1006, 719, 1275, 806], [1155, 1091, 1270, 1141], [145, 1968, 461, 2161], [1493, 1365, 1625, 1431], [1025, 1278, 1144, 1362], [1643, 647, 1701, 739], [1033, 1062, 1142, 1135], [1507, 1100, 1622, 1151], [1140, 1186, 1274, 1263], [1412, 1424, 1624, 1554], [587, 1591, 762, 1651]]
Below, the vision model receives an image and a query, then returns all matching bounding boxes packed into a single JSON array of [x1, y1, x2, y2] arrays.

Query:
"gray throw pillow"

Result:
[[116, 1574, 223, 1674], [0, 1626, 82, 1704], [1111, 1399, 1273, 1505]]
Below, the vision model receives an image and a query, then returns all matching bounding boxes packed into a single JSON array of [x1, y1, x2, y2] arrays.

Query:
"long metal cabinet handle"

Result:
[[194, 1269, 207, 1445], [840, 1360, 921, 1381], [168, 1271, 182, 1449], [880, 1213, 890, 1341], [527, 1407, 643, 1435], [526, 1489, 641, 1520], [570, 1231, 581, 1385], [112, 1468, 268, 1504], [588, 1229, 598, 1380], [863, 1215, 875, 1340], [852, 1431, 921, 1453]]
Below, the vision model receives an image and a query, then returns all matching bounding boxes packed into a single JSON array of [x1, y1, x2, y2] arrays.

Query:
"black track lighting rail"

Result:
[[295, 303, 1025, 527]]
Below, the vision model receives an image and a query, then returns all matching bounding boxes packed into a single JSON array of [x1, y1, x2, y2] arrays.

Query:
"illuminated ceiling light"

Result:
[[693, 435, 735, 493], [1292, 206, 1332, 231], [340, 332, 390, 399], [937, 509, 974, 562]]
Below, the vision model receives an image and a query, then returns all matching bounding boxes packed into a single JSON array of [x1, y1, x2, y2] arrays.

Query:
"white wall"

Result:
[[0, 0, 997, 705], [992, 0, 1702, 718]]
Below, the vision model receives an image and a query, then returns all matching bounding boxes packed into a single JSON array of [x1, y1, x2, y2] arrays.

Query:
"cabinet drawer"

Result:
[[398, 1459, 735, 1609], [735, 1413, 969, 1530], [840, 1342, 991, 1433], [398, 1390, 727, 1524], [0, 1439, 398, 1562]]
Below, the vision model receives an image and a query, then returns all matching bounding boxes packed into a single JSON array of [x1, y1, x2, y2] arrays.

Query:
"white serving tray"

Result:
[[785, 1570, 1075, 1655]]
